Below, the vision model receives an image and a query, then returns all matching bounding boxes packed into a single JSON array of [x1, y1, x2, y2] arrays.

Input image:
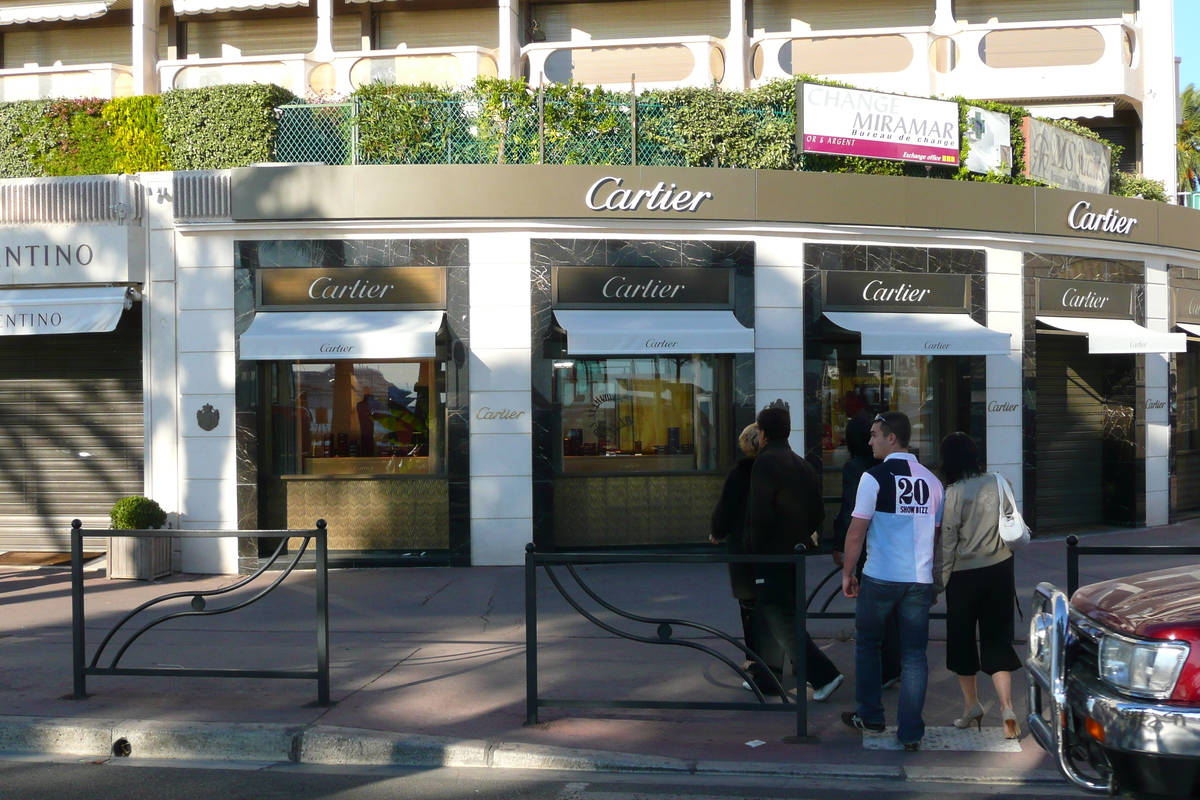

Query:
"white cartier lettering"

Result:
[[1188, 297, 1200, 318], [645, 339, 679, 348], [602, 275, 685, 299], [862, 279, 932, 304], [585, 176, 714, 213], [476, 407, 526, 420], [319, 344, 353, 353], [1061, 287, 1109, 309], [924, 341, 951, 350], [308, 276, 396, 300], [1129, 341, 1147, 349], [1067, 200, 1137, 235], [988, 401, 1019, 412], [3, 243, 93, 267]]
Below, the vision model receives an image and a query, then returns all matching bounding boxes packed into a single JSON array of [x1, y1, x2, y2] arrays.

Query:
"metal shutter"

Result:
[[1176, 350, 1200, 514], [952, 0, 1134, 24], [3, 25, 132, 68], [750, 0, 932, 33], [0, 309, 143, 553], [533, 0, 728, 41], [376, 7, 498, 50], [186, 15, 316, 58], [1034, 333, 1105, 529]]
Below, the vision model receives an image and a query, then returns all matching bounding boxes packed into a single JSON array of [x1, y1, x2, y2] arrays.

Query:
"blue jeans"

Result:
[[855, 576, 934, 744]]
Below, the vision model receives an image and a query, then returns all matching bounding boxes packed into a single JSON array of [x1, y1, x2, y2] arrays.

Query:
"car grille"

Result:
[[1070, 626, 1099, 674]]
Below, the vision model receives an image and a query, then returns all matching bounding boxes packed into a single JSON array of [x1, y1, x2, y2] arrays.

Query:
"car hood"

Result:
[[1071, 564, 1200, 640]]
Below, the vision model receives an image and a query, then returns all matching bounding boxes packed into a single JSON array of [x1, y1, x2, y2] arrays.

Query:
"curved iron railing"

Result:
[[70, 519, 331, 705], [525, 544, 819, 743]]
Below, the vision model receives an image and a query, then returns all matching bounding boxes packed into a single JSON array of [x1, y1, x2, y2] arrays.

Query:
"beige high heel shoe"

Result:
[[1002, 707, 1020, 739], [953, 702, 985, 730]]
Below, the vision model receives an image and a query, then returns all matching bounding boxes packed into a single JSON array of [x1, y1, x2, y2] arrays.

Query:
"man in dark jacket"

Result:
[[748, 404, 843, 701]]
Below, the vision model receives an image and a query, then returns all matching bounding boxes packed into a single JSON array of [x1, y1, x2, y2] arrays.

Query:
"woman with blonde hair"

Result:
[[711, 423, 780, 692], [938, 431, 1022, 739]]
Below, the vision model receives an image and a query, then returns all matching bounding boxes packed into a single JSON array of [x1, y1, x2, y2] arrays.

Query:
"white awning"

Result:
[[172, 0, 306, 15], [823, 311, 1010, 356], [1037, 316, 1186, 354], [0, 286, 133, 336], [0, 1, 112, 25], [239, 311, 443, 361], [554, 310, 753, 355], [1178, 322, 1200, 340]]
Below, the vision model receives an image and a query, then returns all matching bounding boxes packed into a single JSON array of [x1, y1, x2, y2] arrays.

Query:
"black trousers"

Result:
[[754, 564, 840, 689], [945, 556, 1023, 676]]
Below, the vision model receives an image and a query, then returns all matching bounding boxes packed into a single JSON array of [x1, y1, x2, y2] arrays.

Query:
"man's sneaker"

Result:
[[882, 676, 901, 690], [840, 711, 885, 733], [812, 673, 843, 702], [902, 741, 921, 751]]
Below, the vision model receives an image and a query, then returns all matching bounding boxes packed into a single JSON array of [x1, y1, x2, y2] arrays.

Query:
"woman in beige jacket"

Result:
[[938, 432, 1022, 739]]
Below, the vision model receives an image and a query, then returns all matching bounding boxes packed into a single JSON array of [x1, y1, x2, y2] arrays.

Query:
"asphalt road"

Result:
[[0, 756, 1091, 800]]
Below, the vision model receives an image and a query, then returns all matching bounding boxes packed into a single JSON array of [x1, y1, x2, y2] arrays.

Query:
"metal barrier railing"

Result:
[[805, 564, 948, 621], [70, 519, 331, 705], [1065, 533, 1200, 597], [525, 543, 820, 743]]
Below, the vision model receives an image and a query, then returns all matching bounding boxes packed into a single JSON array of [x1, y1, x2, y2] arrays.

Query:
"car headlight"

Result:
[[1099, 633, 1190, 698]]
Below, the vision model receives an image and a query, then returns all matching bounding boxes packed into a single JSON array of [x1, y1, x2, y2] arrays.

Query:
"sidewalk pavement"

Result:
[[1, 521, 1198, 784]]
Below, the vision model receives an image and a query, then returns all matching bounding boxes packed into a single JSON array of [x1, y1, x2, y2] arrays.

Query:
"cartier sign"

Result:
[[822, 271, 969, 313], [1173, 287, 1200, 325], [1038, 278, 1134, 320], [258, 266, 445, 310], [585, 176, 714, 213], [1067, 201, 1138, 236], [555, 267, 732, 308]]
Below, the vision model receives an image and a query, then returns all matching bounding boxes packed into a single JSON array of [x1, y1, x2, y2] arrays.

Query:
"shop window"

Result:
[[263, 359, 442, 477], [1175, 352, 1200, 512], [554, 355, 728, 473]]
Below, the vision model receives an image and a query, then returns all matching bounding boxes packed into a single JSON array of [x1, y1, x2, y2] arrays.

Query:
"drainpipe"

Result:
[[499, 0, 520, 80], [723, 0, 747, 90], [131, 0, 159, 95]]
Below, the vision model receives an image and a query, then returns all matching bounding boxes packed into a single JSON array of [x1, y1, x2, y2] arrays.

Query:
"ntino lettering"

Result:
[[3, 243, 93, 268], [585, 177, 713, 213], [1, 312, 62, 329]]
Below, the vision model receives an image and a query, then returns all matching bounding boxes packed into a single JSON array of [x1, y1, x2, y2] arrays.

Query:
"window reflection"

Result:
[[266, 360, 441, 476], [555, 355, 726, 473]]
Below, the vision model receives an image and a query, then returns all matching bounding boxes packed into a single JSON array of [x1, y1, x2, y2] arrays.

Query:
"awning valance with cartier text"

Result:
[[1036, 316, 1185, 354], [239, 311, 443, 360], [553, 310, 753, 355], [823, 311, 1010, 356]]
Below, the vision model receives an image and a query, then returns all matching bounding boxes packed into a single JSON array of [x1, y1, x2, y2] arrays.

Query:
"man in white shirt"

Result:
[[839, 410, 943, 750]]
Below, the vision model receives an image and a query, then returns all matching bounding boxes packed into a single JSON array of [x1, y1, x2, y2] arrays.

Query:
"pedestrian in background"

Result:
[[841, 410, 943, 750], [710, 423, 782, 692], [938, 431, 1022, 739], [832, 415, 901, 690], [749, 405, 843, 702]]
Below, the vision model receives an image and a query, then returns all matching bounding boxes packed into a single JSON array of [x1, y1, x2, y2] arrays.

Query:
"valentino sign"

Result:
[[585, 177, 714, 213]]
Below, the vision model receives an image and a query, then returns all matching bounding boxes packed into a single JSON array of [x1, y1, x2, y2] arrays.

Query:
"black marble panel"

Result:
[[969, 274, 987, 325], [608, 239, 684, 267], [1133, 286, 1146, 326], [929, 248, 986, 275], [532, 479, 554, 550], [868, 246, 926, 274], [234, 268, 255, 340], [447, 479, 471, 566], [413, 238, 470, 267], [531, 239, 607, 267], [342, 239, 411, 267], [237, 239, 469, 269], [682, 240, 756, 269]]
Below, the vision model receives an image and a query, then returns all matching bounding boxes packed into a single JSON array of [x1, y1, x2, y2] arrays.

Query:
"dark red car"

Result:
[[1028, 565, 1200, 799]]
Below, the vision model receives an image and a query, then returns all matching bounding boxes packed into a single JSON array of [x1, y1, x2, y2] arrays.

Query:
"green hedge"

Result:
[[0, 76, 1167, 202], [0, 83, 294, 176]]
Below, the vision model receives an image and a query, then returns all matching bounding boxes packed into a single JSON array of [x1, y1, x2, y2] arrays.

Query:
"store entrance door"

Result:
[[0, 311, 144, 552], [1035, 334, 1137, 530]]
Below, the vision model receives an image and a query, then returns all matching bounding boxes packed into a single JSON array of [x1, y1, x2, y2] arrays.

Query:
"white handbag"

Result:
[[994, 472, 1030, 552]]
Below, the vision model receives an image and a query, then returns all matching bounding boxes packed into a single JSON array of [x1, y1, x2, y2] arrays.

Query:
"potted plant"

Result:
[[107, 496, 172, 580]]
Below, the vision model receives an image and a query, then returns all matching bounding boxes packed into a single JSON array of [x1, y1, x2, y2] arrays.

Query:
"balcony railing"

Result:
[[0, 63, 133, 101], [524, 35, 724, 91], [751, 19, 1139, 105]]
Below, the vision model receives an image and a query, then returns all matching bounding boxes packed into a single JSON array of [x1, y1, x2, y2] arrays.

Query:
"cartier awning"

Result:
[[0, 286, 134, 336], [822, 311, 1010, 356], [553, 310, 754, 355], [239, 311, 443, 360], [1037, 316, 1186, 354], [1178, 322, 1200, 339]]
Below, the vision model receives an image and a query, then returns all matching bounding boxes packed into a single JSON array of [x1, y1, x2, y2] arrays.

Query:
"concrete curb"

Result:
[[0, 715, 1065, 786]]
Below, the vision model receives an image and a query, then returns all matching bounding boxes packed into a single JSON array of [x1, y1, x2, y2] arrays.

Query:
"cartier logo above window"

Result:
[[585, 176, 714, 213], [1067, 201, 1137, 236], [1174, 287, 1200, 325], [257, 266, 445, 310], [822, 271, 969, 314], [554, 267, 732, 309], [1037, 278, 1134, 320]]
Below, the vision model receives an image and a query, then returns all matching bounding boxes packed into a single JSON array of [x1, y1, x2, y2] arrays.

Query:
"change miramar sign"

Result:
[[796, 83, 960, 167]]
